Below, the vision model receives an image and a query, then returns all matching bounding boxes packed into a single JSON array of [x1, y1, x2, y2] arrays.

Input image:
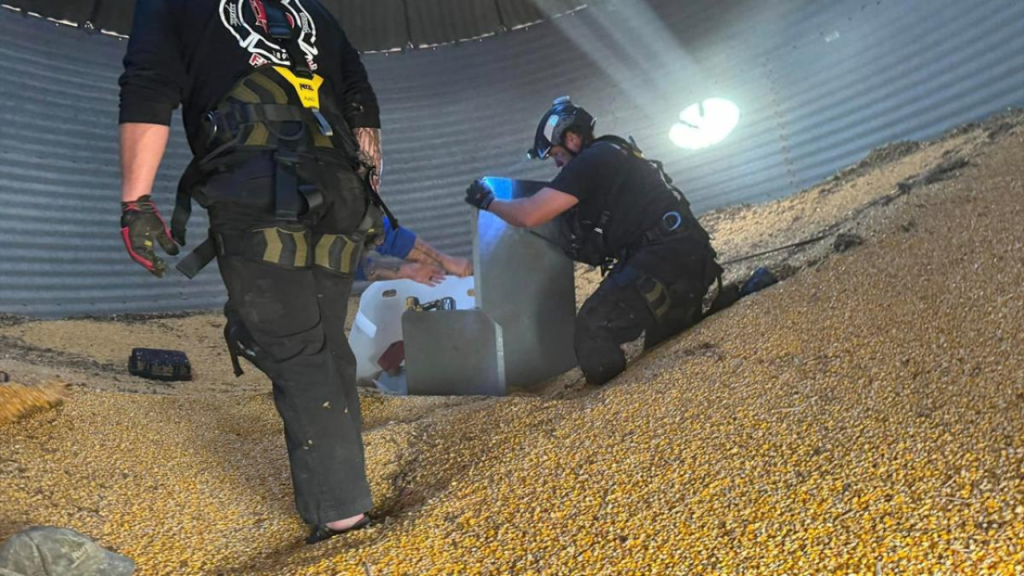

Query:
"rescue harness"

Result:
[[172, 0, 395, 279], [559, 135, 710, 273]]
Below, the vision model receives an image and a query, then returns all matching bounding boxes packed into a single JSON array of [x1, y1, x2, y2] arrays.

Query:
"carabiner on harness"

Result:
[[663, 211, 683, 232]]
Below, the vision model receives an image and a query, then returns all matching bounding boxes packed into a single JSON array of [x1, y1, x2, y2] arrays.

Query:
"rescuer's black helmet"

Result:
[[527, 96, 596, 160]]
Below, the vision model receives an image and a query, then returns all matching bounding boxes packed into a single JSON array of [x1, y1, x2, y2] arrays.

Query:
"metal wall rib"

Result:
[[1, 0, 1022, 317], [6, 0, 589, 52]]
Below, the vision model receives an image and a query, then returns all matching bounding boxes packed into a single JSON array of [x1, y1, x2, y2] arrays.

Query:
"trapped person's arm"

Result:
[[374, 220, 473, 277], [357, 220, 470, 284], [359, 253, 404, 281], [359, 253, 447, 287], [405, 238, 473, 277]]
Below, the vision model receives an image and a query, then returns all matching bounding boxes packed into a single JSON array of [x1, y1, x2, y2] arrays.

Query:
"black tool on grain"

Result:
[[128, 348, 192, 382]]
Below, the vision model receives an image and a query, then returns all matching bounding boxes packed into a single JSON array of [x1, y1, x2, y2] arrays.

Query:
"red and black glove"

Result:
[[120, 195, 179, 277]]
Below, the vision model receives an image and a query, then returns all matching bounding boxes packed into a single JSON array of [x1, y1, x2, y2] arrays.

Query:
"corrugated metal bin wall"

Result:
[[1, 0, 1021, 316]]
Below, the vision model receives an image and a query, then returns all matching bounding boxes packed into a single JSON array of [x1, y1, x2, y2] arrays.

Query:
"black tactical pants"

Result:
[[575, 236, 720, 385], [210, 195, 372, 525]]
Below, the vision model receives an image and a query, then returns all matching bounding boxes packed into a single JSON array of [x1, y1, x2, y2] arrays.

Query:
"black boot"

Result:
[[305, 515, 372, 545]]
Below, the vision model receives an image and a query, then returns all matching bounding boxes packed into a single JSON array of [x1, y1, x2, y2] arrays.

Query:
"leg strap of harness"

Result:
[[176, 234, 218, 279], [176, 228, 281, 279], [299, 183, 324, 216], [273, 150, 325, 221], [274, 151, 302, 221], [175, 230, 250, 280]]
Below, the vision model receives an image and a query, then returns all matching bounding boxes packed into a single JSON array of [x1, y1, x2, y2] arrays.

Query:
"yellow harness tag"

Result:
[[273, 67, 333, 136], [274, 66, 323, 109]]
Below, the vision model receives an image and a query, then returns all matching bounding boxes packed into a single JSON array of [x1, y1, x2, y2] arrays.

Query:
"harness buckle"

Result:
[[268, 20, 292, 40], [203, 111, 220, 146], [310, 108, 335, 137]]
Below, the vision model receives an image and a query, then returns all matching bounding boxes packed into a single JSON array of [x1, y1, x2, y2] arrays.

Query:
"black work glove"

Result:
[[120, 195, 179, 278], [464, 179, 495, 211]]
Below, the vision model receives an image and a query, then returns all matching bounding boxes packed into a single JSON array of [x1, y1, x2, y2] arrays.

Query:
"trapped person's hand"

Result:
[[442, 255, 474, 277], [353, 127, 383, 191], [120, 195, 179, 277], [399, 262, 447, 286], [464, 179, 495, 211]]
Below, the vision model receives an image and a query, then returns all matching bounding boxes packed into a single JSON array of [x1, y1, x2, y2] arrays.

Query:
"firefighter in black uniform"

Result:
[[465, 97, 722, 385], [118, 0, 382, 543]]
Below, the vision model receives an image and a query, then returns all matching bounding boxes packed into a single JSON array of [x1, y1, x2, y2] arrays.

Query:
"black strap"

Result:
[[175, 236, 217, 279], [594, 135, 640, 156], [273, 151, 303, 221], [172, 150, 271, 251], [171, 158, 204, 246], [597, 134, 680, 190], [262, 0, 312, 78], [299, 183, 324, 215], [176, 228, 261, 279], [227, 341, 245, 377], [365, 166, 399, 230], [235, 103, 306, 124], [171, 180, 193, 247]]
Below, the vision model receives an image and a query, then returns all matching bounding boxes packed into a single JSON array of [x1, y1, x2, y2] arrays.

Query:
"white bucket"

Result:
[[350, 276, 476, 385]]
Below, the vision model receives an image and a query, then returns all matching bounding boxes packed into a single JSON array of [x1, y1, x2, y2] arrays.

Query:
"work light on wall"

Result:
[[669, 98, 740, 150]]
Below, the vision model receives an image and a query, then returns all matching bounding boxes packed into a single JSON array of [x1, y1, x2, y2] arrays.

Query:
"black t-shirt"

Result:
[[550, 140, 682, 254], [118, 0, 379, 154]]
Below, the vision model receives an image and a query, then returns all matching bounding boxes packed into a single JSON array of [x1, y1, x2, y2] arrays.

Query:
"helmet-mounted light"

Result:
[[527, 96, 595, 160]]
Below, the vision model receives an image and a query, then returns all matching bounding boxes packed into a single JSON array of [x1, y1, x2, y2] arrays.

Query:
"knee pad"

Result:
[[636, 275, 671, 321], [578, 354, 626, 386], [574, 317, 627, 386]]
